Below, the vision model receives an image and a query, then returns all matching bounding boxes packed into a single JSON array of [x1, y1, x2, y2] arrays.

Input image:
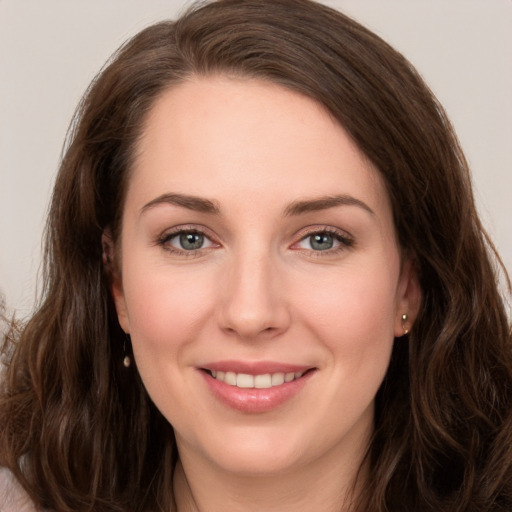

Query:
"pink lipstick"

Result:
[[199, 361, 316, 413]]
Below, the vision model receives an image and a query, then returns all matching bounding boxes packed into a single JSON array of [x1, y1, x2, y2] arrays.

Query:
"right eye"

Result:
[[158, 229, 216, 253]]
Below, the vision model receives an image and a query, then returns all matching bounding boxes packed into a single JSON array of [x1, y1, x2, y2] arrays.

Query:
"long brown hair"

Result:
[[1, 1, 511, 510]]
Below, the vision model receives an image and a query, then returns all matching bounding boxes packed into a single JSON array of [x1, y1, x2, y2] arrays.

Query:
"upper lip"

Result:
[[200, 360, 314, 375]]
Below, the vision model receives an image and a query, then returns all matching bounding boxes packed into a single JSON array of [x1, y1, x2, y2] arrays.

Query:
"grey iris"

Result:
[[310, 233, 334, 250], [180, 232, 204, 250]]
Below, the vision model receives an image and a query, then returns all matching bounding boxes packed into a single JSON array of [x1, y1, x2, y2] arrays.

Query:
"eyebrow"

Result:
[[140, 193, 220, 215], [284, 195, 375, 216], [140, 192, 374, 217]]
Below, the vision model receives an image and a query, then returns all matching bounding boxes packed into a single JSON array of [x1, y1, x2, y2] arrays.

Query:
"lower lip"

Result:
[[200, 370, 314, 413]]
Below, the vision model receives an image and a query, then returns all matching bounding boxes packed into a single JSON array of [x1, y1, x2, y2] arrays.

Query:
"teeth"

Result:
[[225, 372, 237, 386], [254, 374, 271, 388], [237, 373, 254, 388], [271, 373, 285, 386], [210, 370, 305, 388]]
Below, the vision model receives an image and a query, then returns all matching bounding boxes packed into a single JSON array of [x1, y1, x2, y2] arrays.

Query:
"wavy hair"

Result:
[[1, 1, 511, 510]]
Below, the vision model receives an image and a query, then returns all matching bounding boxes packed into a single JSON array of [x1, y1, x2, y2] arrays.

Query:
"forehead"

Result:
[[129, 76, 390, 219]]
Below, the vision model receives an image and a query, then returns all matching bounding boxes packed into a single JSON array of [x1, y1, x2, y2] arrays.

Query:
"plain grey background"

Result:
[[1, 0, 511, 316]]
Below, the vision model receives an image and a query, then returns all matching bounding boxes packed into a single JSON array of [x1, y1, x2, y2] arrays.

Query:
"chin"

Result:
[[209, 444, 305, 477], [176, 421, 311, 476]]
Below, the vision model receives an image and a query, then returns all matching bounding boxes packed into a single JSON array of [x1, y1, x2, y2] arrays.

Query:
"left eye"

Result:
[[166, 231, 214, 251], [296, 231, 350, 251]]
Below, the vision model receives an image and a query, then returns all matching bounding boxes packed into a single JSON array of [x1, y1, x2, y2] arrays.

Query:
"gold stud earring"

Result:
[[401, 314, 409, 335]]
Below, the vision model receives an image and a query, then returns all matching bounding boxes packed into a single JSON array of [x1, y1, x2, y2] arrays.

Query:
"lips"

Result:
[[199, 361, 315, 413]]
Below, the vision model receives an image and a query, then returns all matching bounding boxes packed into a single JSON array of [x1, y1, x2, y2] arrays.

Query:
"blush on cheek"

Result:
[[125, 271, 215, 349], [299, 272, 396, 339]]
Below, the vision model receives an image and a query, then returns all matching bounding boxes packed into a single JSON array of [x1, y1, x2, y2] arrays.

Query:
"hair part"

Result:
[[1, 1, 511, 510]]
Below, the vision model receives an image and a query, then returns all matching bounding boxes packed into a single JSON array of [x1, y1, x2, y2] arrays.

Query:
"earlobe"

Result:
[[102, 229, 130, 334], [394, 257, 422, 338]]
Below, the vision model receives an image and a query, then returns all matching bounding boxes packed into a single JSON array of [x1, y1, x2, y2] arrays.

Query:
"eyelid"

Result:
[[290, 225, 354, 252], [155, 224, 353, 256], [156, 224, 221, 254]]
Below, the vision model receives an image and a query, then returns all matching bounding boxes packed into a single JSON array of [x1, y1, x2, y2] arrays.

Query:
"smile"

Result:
[[200, 364, 316, 413], [209, 370, 305, 389]]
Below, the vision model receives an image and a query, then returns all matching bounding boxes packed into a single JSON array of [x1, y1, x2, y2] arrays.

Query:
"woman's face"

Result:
[[112, 76, 418, 478]]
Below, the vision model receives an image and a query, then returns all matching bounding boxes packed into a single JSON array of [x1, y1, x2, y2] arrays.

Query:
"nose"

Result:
[[218, 250, 291, 340]]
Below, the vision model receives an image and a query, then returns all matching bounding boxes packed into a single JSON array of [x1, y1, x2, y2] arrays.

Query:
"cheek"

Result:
[[294, 261, 400, 345], [121, 260, 216, 363], [294, 261, 399, 419], [290, 254, 401, 412], [120, 261, 220, 426]]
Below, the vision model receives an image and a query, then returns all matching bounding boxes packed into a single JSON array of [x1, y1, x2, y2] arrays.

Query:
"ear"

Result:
[[394, 256, 421, 337], [102, 229, 130, 334]]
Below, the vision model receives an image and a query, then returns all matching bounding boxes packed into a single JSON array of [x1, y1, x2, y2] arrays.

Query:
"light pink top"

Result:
[[0, 468, 38, 512]]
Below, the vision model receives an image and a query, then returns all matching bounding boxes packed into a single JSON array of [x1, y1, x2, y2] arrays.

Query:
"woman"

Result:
[[1, 0, 511, 510]]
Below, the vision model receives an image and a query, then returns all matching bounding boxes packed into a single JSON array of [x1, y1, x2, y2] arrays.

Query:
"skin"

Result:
[[111, 76, 420, 512]]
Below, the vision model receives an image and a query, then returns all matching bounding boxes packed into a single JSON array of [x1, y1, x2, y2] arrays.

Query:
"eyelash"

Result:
[[292, 226, 354, 256], [157, 226, 219, 257], [156, 226, 354, 257]]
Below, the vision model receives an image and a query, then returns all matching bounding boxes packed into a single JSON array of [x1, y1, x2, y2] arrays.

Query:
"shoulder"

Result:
[[0, 467, 39, 512]]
